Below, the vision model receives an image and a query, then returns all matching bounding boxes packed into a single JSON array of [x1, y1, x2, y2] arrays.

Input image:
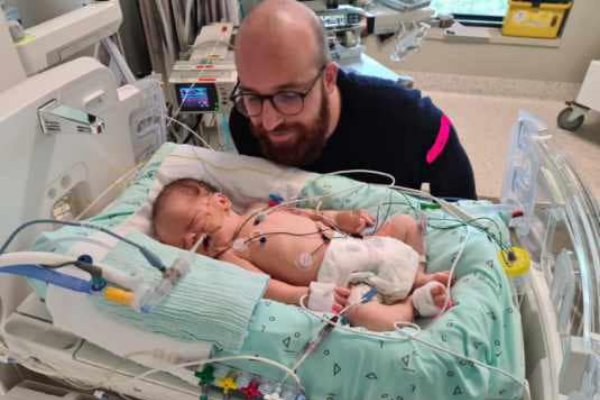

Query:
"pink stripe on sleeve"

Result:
[[426, 114, 451, 164]]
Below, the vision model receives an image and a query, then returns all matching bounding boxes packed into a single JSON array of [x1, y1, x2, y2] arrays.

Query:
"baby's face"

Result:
[[156, 190, 229, 252]]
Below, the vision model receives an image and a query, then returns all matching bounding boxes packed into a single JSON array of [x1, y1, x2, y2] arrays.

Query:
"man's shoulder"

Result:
[[337, 70, 438, 135], [336, 70, 447, 150], [338, 69, 421, 105]]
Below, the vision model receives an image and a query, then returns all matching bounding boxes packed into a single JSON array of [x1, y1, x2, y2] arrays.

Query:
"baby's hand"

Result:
[[334, 210, 375, 234], [332, 287, 351, 314]]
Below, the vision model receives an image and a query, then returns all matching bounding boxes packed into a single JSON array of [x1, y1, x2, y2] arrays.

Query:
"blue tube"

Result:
[[0, 219, 167, 272], [0, 264, 92, 294], [361, 287, 378, 303]]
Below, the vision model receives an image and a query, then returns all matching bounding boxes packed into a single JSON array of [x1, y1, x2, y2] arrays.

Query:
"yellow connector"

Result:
[[104, 287, 134, 307], [498, 246, 531, 278]]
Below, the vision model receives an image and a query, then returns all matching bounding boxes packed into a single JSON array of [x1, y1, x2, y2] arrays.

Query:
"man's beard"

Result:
[[251, 91, 330, 167]]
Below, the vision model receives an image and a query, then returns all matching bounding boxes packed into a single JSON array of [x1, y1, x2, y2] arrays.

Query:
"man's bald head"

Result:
[[232, 0, 341, 168], [236, 0, 329, 70]]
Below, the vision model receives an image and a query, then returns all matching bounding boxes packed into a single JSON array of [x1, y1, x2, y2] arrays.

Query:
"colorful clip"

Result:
[[268, 193, 285, 207], [217, 375, 238, 395], [195, 365, 215, 385], [240, 380, 263, 400]]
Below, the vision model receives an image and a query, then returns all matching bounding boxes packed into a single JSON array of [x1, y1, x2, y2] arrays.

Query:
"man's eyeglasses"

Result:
[[230, 66, 326, 118]]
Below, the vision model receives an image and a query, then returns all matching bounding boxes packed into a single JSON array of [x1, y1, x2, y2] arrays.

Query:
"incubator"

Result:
[[0, 2, 599, 400]]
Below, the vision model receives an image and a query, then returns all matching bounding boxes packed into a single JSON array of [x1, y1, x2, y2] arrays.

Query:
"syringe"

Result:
[[135, 234, 206, 313]]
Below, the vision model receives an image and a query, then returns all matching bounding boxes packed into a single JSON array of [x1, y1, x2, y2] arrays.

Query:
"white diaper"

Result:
[[318, 236, 419, 304]]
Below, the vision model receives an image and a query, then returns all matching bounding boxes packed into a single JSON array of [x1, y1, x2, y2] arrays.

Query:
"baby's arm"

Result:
[[219, 250, 309, 305], [289, 208, 374, 235]]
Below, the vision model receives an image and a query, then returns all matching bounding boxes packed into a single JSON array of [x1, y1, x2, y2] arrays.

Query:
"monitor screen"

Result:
[[180, 87, 209, 108], [176, 84, 219, 112]]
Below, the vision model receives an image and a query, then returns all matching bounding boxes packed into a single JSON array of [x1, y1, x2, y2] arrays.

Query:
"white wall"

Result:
[[366, 0, 600, 83]]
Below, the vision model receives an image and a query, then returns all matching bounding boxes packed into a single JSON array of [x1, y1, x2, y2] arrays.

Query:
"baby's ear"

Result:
[[214, 192, 231, 210]]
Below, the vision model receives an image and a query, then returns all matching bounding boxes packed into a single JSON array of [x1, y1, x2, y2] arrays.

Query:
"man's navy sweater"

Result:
[[229, 69, 477, 199]]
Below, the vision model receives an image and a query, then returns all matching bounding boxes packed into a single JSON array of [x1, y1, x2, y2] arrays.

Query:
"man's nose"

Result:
[[260, 99, 284, 131]]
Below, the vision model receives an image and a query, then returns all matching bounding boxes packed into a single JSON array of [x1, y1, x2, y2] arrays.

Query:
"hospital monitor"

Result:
[[169, 23, 237, 114], [9, 0, 122, 76]]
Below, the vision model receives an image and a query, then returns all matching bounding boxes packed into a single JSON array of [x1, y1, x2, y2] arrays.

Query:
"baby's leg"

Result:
[[345, 283, 450, 329], [375, 215, 424, 255], [375, 215, 450, 289], [345, 297, 414, 332], [414, 270, 451, 288]]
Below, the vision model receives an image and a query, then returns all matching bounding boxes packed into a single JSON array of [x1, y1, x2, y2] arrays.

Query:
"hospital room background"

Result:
[[0, 0, 600, 400]]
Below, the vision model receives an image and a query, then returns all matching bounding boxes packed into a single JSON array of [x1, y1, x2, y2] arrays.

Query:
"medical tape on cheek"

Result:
[[426, 114, 451, 164]]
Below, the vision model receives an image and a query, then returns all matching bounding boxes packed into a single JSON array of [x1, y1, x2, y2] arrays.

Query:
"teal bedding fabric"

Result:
[[33, 144, 524, 399], [31, 143, 178, 297], [33, 143, 269, 351], [216, 176, 525, 400], [95, 232, 268, 351]]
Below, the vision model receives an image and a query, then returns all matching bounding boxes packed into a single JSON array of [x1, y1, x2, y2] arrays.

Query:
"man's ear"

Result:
[[323, 62, 339, 93]]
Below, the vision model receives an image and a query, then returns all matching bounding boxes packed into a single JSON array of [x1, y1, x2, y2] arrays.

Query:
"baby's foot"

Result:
[[430, 283, 448, 310], [412, 281, 450, 318]]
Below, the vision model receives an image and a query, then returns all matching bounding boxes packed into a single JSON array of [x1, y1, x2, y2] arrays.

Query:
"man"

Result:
[[229, 0, 476, 199]]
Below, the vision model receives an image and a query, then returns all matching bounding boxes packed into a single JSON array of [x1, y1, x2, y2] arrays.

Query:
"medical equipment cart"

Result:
[[557, 60, 600, 131]]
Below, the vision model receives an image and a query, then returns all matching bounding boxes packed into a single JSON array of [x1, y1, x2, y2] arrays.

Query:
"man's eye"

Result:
[[243, 95, 262, 104], [277, 92, 299, 101]]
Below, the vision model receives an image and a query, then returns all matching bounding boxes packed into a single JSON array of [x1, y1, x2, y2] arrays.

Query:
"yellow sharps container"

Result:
[[502, 0, 572, 39]]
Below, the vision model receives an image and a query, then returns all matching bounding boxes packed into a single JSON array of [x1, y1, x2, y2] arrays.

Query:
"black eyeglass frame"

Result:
[[229, 66, 327, 117]]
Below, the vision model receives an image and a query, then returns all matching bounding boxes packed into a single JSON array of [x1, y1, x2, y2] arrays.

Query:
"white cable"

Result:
[[291, 295, 363, 373], [199, 117, 208, 147], [0, 251, 143, 291], [297, 290, 527, 392], [216, 114, 225, 149], [0, 252, 77, 268], [392, 322, 527, 389], [438, 225, 471, 315], [165, 157, 392, 221], [168, 24, 232, 125], [294, 222, 525, 393], [120, 355, 303, 390], [257, 170, 398, 235], [166, 116, 215, 150], [75, 161, 147, 221], [11, 347, 302, 400], [265, 168, 397, 218], [232, 179, 368, 228], [324, 169, 396, 188], [389, 184, 477, 222], [297, 296, 412, 342], [8, 169, 522, 397]]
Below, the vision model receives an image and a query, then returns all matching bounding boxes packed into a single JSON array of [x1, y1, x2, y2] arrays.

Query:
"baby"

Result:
[[152, 178, 450, 331]]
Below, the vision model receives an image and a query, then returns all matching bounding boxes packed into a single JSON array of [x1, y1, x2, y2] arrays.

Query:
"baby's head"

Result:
[[152, 178, 235, 251]]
